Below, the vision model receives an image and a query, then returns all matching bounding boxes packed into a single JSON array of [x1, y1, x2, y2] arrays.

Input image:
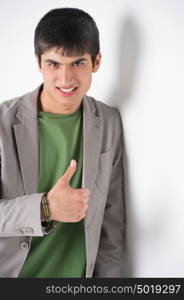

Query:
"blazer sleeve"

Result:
[[93, 110, 126, 277], [0, 152, 44, 237], [0, 195, 44, 237]]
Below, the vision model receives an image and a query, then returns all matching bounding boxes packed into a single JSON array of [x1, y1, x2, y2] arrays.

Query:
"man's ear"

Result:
[[35, 55, 42, 71], [92, 52, 101, 73]]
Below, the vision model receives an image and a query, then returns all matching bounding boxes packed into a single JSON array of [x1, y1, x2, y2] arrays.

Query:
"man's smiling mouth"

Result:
[[59, 87, 78, 92], [56, 86, 78, 96]]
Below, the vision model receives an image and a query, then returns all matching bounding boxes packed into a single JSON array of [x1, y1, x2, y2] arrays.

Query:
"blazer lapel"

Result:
[[13, 86, 41, 194], [82, 95, 102, 206], [82, 95, 103, 276]]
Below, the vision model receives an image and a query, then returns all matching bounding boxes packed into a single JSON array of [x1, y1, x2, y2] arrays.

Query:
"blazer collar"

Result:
[[13, 86, 41, 194], [15, 85, 41, 123], [82, 95, 102, 192]]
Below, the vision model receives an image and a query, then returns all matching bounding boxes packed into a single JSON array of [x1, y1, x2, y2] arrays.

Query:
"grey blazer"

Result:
[[0, 85, 125, 277]]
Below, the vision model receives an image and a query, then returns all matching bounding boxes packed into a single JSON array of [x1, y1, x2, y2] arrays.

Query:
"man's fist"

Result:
[[45, 160, 89, 223]]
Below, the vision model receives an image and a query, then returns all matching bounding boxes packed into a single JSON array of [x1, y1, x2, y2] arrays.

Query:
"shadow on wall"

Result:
[[108, 16, 142, 277]]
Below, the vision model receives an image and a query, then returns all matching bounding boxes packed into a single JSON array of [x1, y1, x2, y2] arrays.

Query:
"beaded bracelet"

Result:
[[41, 194, 50, 223]]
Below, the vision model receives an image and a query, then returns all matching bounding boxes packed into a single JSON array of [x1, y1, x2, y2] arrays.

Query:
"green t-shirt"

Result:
[[19, 106, 86, 277]]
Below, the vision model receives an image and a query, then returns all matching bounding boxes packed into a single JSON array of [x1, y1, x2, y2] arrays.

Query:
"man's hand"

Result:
[[46, 160, 89, 223]]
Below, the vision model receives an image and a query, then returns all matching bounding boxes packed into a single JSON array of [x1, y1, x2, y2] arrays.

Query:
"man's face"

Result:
[[37, 48, 101, 114]]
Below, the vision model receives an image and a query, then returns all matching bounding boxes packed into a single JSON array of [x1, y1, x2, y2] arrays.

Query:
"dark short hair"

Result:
[[34, 7, 100, 65]]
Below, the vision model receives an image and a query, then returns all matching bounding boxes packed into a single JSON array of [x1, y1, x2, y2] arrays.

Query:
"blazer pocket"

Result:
[[95, 150, 113, 196]]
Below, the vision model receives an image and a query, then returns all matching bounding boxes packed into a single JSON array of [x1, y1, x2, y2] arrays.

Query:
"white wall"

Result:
[[0, 0, 184, 277]]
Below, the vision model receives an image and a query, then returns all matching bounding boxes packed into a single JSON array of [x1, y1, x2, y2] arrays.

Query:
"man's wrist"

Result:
[[41, 193, 51, 223]]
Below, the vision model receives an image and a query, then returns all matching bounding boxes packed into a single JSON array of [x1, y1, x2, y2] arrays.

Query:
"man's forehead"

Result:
[[41, 47, 90, 61]]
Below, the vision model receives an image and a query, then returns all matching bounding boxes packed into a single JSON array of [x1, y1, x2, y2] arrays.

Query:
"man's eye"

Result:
[[48, 62, 59, 67], [73, 61, 83, 67]]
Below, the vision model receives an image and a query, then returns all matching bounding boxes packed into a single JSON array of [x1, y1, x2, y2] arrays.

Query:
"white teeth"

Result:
[[60, 87, 76, 92]]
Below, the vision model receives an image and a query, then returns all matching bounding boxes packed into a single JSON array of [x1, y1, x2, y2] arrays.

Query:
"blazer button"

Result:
[[26, 228, 34, 235], [21, 241, 29, 251]]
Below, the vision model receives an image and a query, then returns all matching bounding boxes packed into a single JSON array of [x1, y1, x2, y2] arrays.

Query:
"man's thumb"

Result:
[[61, 159, 77, 185]]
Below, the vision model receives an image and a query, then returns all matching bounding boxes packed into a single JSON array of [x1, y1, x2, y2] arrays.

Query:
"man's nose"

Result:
[[58, 66, 74, 86]]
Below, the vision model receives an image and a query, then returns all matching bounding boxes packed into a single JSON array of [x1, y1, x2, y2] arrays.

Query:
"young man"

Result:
[[0, 8, 125, 277]]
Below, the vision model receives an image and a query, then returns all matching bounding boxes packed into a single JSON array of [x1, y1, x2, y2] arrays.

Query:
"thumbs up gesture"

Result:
[[45, 160, 89, 223]]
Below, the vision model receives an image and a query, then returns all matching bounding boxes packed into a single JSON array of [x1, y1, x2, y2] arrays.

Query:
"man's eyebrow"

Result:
[[72, 58, 87, 64], [44, 58, 88, 65], [44, 59, 60, 64]]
